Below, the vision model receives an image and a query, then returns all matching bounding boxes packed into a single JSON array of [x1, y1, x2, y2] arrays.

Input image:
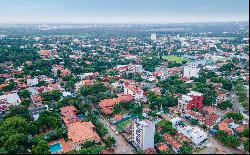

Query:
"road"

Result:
[[90, 104, 134, 154], [230, 90, 242, 113], [197, 134, 243, 154], [99, 116, 134, 154]]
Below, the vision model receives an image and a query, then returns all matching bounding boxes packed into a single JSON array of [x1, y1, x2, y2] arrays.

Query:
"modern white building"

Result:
[[183, 65, 200, 78], [27, 78, 39, 86], [0, 93, 21, 106], [151, 33, 157, 41], [132, 118, 155, 150], [124, 83, 144, 101], [171, 117, 207, 146], [177, 95, 193, 114], [129, 65, 143, 73]]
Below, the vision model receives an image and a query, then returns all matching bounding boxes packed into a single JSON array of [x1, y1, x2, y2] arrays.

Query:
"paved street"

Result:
[[197, 134, 243, 154], [230, 90, 242, 113], [99, 116, 134, 154], [91, 104, 134, 154]]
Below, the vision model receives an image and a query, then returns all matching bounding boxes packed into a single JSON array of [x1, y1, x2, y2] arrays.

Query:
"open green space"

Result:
[[116, 120, 132, 132], [162, 55, 189, 63]]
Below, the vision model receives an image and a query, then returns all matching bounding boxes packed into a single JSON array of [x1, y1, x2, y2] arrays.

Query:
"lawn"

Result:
[[116, 120, 132, 132], [162, 55, 188, 64]]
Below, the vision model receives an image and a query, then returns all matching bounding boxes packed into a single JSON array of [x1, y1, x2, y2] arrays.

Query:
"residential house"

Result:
[[27, 77, 39, 86], [60, 106, 78, 126], [67, 121, 101, 150], [99, 94, 133, 115], [163, 134, 182, 153], [123, 81, 144, 101]]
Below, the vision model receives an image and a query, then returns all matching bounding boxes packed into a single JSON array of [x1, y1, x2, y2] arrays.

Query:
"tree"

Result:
[[82, 141, 96, 148], [78, 146, 105, 154], [242, 128, 249, 138], [157, 119, 172, 128], [141, 56, 161, 72], [91, 120, 108, 137], [20, 99, 32, 107], [41, 90, 62, 102], [222, 79, 232, 91], [154, 132, 164, 143], [216, 130, 241, 148], [219, 63, 235, 72], [218, 100, 233, 110], [162, 125, 177, 135], [104, 136, 116, 148], [18, 89, 30, 99], [79, 103, 92, 115], [189, 118, 199, 125], [244, 141, 249, 153], [4, 105, 31, 120], [225, 112, 243, 122], [0, 116, 29, 133], [36, 111, 62, 131], [179, 142, 193, 154], [37, 80, 46, 87], [130, 104, 143, 114], [31, 140, 50, 154], [113, 103, 122, 114], [80, 82, 107, 97], [4, 133, 29, 154], [2, 80, 16, 92], [0, 116, 29, 154]]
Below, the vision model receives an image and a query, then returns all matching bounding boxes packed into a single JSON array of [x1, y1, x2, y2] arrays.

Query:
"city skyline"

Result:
[[0, 0, 249, 24]]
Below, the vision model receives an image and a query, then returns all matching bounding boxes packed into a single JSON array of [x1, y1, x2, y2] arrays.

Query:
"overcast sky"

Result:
[[0, 0, 249, 24]]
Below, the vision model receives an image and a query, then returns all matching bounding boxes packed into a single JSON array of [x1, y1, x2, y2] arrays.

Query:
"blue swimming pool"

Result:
[[77, 114, 85, 119], [49, 143, 62, 154]]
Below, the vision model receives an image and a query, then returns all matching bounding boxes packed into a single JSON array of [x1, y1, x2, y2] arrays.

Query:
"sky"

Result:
[[0, 0, 249, 24]]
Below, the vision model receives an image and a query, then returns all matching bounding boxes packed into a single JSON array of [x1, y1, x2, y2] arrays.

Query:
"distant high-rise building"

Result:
[[132, 118, 155, 150], [151, 33, 157, 41], [183, 65, 200, 78]]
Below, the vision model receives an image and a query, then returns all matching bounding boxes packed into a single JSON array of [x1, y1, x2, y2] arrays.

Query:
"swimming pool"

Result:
[[77, 114, 85, 119], [49, 143, 62, 154]]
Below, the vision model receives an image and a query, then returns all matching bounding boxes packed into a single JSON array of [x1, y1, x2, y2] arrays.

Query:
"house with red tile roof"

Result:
[[52, 64, 71, 77], [163, 134, 182, 153], [187, 111, 220, 128], [67, 121, 101, 149], [218, 118, 234, 135], [39, 50, 51, 58], [99, 94, 133, 115], [155, 142, 170, 153], [99, 94, 133, 109], [75, 80, 93, 92], [0, 83, 8, 90], [60, 106, 78, 126], [123, 81, 144, 101]]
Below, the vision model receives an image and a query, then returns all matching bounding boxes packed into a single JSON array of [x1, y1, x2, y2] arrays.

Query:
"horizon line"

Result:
[[0, 20, 249, 25]]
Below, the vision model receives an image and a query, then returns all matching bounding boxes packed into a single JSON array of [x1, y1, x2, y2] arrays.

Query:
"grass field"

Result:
[[116, 120, 132, 132], [162, 55, 188, 64]]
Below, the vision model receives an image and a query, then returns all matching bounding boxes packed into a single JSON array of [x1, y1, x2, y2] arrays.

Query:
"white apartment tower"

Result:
[[183, 65, 200, 78], [132, 118, 155, 150], [151, 33, 157, 41]]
